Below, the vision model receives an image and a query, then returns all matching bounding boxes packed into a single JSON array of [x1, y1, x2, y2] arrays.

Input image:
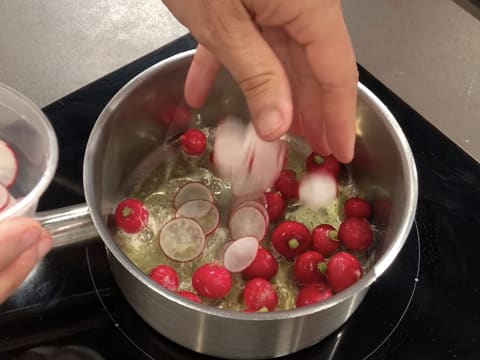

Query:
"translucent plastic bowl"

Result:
[[0, 82, 58, 221]]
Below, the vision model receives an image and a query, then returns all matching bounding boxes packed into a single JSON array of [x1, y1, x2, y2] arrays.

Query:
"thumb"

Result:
[[198, 4, 292, 140]]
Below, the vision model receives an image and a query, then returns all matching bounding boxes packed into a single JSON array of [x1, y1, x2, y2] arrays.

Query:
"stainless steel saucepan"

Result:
[[37, 49, 418, 359]]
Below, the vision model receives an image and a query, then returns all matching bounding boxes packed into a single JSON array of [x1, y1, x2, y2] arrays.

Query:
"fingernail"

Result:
[[19, 228, 41, 254], [38, 230, 53, 258], [256, 108, 283, 139]]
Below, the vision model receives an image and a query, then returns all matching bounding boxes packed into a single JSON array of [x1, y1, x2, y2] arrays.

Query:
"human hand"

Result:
[[162, 0, 358, 163], [0, 218, 52, 304]]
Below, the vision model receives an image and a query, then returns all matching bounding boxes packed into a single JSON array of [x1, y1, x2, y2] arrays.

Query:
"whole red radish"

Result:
[[271, 221, 311, 259], [338, 217, 373, 251], [326, 252, 363, 292], [161, 104, 192, 125], [306, 152, 341, 178], [181, 128, 207, 156], [264, 191, 286, 222], [149, 265, 179, 291], [192, 263, 232, 299], [242, 247, 278, 280], [274, 169, 299, 201], [344, 197, 372, 219], [311, 224, 339, 256], [177, 290, 202, 303], [243, 278, 278, 311], [296, 283, 333, 307], [293, 251, 326, 284], [114, 198, 149, 234]]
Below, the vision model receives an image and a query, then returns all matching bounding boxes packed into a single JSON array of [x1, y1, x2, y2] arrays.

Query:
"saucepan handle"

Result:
[[36, 204, 100, 248]]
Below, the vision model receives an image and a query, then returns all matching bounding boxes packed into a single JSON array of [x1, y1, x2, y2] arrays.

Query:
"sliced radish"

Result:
[[230, 124, 285, 197], [299, 172, 338, 210], [159, 218, 206, 262], [233, 193, 267, 208], [0, 184, 9, 212], [213, 117, 252, 179], [175, 199, 220, 235], [173, 182, 213, 209], [233, 200, 269, 228], [223, 236, 259, 272], [0, 140, 18, 188], [229, 206, 267, 241]]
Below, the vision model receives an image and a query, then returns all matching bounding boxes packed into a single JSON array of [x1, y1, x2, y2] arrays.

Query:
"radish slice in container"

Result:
[[233, 193, 267, 208], [223, 236, 259, 272], [229, 206, 267, 241], [175, 199, 220, 235], [0, 184, 9, 211], [233, 200, 269, 227], [173, 182, 213, 209], [159, 218, 206, 262], [0, 140, 18, 188], [299, 172, 337, 210]]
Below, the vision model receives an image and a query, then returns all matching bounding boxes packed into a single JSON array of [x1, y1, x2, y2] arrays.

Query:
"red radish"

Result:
[[159, 218, 205, 262], [293, 251, 327, 284], [209, 151, 215, 165], [326, 252, 363, 292], [175, 199, 220, 235], [296, 283, 333, 307], [177, 290, 202, 303], [114, 198, 149, 234], [173, 182, 213, 209], [229, 206, 267, 241], [181, 128, 207, 156], [264, 191, 286, 222], [242, 247, 278, 280], [149, 265, 179, 291], [299, 172, 337, 210], [344, 197, 372, 219], [311, 224, 339, 256], [233, 199, 269, 226], [0, 184, 9, 212], [161, 104, 192, 125], [274, 169, 299, 201], [0, 140, 18, 188], [243, 278, 278, 311], [338, 217, 373, 251], [271, 221, 311, 259], [223, 236, 259, 272], [192, 263, 232, 299], [306, 152, 341, 178]]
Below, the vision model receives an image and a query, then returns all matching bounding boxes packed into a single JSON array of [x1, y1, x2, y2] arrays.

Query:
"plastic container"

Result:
[[0, 82, 58, 221]]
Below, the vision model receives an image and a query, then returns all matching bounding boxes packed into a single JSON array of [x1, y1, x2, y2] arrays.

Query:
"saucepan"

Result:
[[37, 49, 418, 359]]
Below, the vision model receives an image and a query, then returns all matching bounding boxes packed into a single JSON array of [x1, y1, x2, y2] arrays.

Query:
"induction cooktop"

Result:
[[0, 34, 479, 360]]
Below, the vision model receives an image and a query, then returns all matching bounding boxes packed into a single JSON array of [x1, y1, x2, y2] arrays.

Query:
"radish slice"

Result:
[[0, 140, 18, 188], [175, 199, 220, 235], [213, 117, 251, 179], [299, 172, 337, 210], [223, 236, 259, 272], [229, 206, 267, 241], [0, 184, 9, 211], [233, 200, 269, 228], [173, 182, 213, 209], [233, 193, 267, 208], [159, 218, 206, 262]]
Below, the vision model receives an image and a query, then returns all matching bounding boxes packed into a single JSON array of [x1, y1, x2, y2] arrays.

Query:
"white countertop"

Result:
[[0, 0, 479, 161]]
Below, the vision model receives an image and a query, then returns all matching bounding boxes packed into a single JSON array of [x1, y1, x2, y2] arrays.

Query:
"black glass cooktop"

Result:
[[1, 34, 479, 360]]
